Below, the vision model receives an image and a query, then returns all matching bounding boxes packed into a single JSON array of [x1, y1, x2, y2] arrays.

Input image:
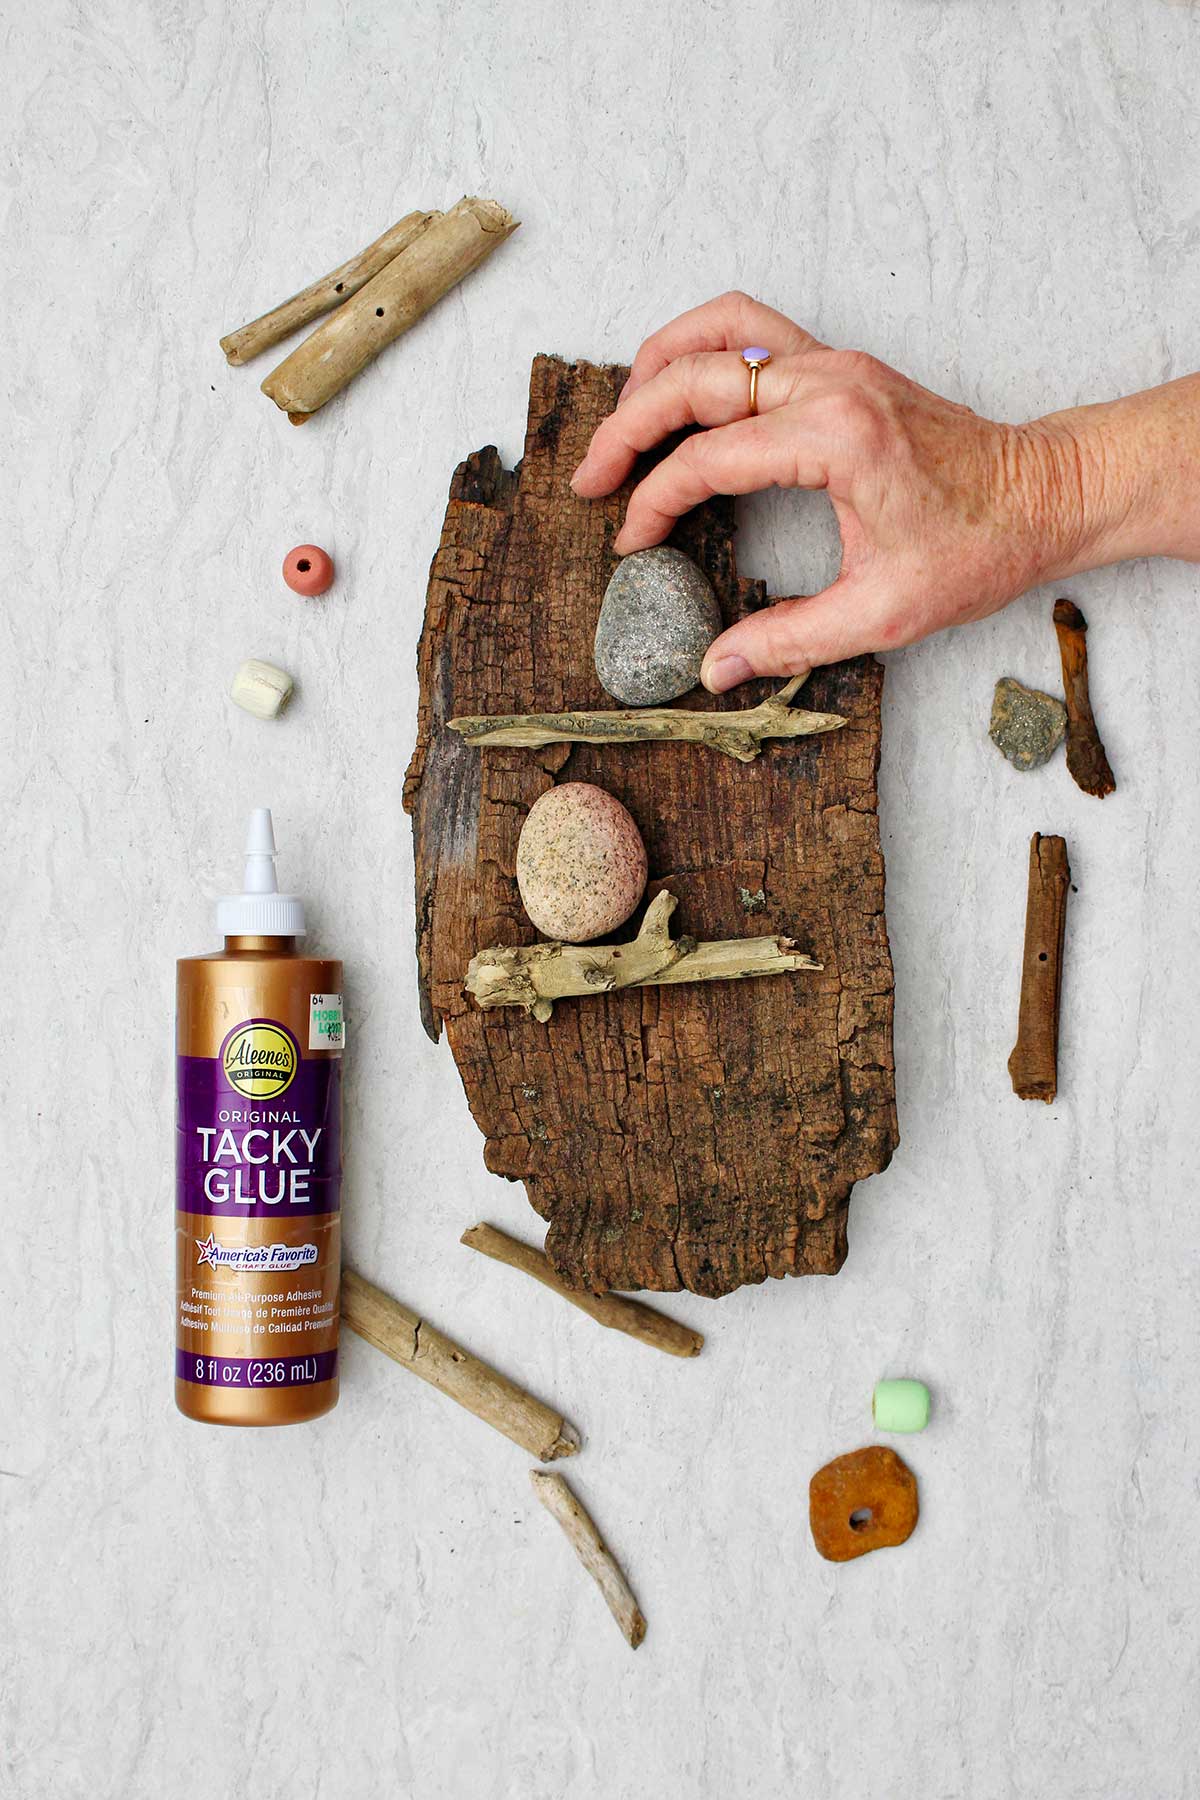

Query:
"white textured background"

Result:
[[3, 2, 1199, 1795]]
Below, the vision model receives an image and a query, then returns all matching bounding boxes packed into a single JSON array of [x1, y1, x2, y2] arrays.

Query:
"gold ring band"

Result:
[[741, 347, 772, 417]]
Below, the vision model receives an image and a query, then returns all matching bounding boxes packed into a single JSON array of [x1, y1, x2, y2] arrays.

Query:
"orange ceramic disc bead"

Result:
[[283, 544, 334, 596], [809, 1445, 919, 1562]]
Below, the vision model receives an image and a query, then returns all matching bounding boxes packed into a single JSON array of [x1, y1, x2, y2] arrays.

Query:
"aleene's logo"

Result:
[[221, 1022, 297, 1099]]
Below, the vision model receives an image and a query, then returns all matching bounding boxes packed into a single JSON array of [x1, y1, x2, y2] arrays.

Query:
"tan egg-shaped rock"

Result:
[[516, 782, 648, 943]]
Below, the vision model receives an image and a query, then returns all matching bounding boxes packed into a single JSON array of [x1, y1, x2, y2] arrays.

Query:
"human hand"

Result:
[[570, 292, 1122, 693]]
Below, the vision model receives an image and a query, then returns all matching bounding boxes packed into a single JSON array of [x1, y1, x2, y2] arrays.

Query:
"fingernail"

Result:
[[617, 377, 633, 403], [701, 653, 753, 694]]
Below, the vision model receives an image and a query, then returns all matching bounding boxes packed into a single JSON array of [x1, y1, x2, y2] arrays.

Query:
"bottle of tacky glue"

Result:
[[175, 809, 343, 1425]]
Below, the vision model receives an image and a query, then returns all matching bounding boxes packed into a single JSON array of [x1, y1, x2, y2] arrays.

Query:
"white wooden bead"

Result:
[[230, 658, 294, 720]]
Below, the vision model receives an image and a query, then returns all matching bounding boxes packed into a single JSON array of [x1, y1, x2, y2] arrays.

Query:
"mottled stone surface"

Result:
[[809, 1446, 919, 1563], [594, 546, 722, 705], [989, 676, 1067, 771], [515, 781, 647, 942]]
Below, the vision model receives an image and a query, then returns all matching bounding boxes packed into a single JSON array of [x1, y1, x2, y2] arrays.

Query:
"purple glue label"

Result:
[[176, 1020, 342, 1218]]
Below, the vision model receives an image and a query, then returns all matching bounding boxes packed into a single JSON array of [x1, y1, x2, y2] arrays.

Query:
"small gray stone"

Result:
[[988, 677, 1067, 771], [594, 547, 722, 706]]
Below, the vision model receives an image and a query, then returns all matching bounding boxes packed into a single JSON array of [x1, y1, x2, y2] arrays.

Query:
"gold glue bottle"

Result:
[[175, 809, 343, 1425]]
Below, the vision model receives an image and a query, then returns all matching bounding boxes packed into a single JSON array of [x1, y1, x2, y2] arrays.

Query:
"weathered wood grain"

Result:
[[403, 355, 898, 1297], [1053, 598, 1116, 798], [1008, 832, 1071, 1102]]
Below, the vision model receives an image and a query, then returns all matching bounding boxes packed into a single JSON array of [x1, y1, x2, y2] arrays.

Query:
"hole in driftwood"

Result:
[[297, 559, 311, 572], [848, 1508, 873, 1531], [335, 282, 344, 292], [1038, 951, 1047, 961], [376, 307, 384, 317]]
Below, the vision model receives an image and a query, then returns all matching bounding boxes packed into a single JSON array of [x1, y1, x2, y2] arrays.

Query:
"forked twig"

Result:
[[466, 889, 821, 1022], [449, 674, 845, 763]]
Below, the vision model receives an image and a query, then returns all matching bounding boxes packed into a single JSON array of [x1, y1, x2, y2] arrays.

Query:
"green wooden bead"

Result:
[[872, 1378, 930, 1434]]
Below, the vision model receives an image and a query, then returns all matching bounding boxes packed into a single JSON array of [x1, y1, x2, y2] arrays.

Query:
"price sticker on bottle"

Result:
[[309, 994, 345, 1050]]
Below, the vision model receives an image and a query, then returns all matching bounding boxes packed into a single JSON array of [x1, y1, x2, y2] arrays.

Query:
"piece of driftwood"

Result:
[[261, 197, 518, 421], [341, 1269, 580, 1461], [1053, 599, 1115, 798], [403, 355, 898, 1297], [448, 674, 846, 762], [1007, 833, 1071, 1102], [529, 1471, 646, 1650], [461, 1222, 703, 1358], [219, 210, 439, 367], [466, 888, 821, 1021]]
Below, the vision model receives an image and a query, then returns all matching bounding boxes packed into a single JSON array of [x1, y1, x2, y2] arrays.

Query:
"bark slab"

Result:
[[403, 355, 898, 1297]]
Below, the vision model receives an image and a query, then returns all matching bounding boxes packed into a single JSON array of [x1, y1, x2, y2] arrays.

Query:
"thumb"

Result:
[[700, 579, 886, 693]]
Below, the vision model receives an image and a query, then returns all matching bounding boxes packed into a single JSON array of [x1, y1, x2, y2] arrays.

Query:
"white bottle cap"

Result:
[[216, 808, 307, 938]]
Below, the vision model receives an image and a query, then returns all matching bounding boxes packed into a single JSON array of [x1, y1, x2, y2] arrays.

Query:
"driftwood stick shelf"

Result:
[[449, 675, 846, 762], [403, 355, 898, 1298], [466, 889, 821, 1021]]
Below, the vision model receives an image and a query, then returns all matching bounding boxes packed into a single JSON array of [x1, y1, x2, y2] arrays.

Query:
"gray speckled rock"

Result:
[[988, 677, 1067, 771], [594, 547, 722, 706]]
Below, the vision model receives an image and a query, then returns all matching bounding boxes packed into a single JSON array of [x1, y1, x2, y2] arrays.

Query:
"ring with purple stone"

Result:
[[741, 346, 772, 416]]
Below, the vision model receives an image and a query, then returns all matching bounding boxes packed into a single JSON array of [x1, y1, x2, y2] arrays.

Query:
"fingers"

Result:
[[622, 292, 823, 400], [572, 351, 812, 499], [613, 409, 832, 553], [699, 583, 895, 692]]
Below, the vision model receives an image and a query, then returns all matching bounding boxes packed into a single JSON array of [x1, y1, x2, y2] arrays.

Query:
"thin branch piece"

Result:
[[1053, 599, 1115, 797], [341, 1269, 580, 1461], [219, 210, 440, 366], [466, 888, 821, 1021], [261, 197, 518, 421], [1007, 833, 1071, 1102], [449, 674, 845, 763], [529, 1471, 647, 1649], [461, 1222, 703, 1357]]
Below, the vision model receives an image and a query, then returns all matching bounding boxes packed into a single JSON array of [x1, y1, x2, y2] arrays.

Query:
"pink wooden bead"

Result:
[[282, 544, 334, 596]]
